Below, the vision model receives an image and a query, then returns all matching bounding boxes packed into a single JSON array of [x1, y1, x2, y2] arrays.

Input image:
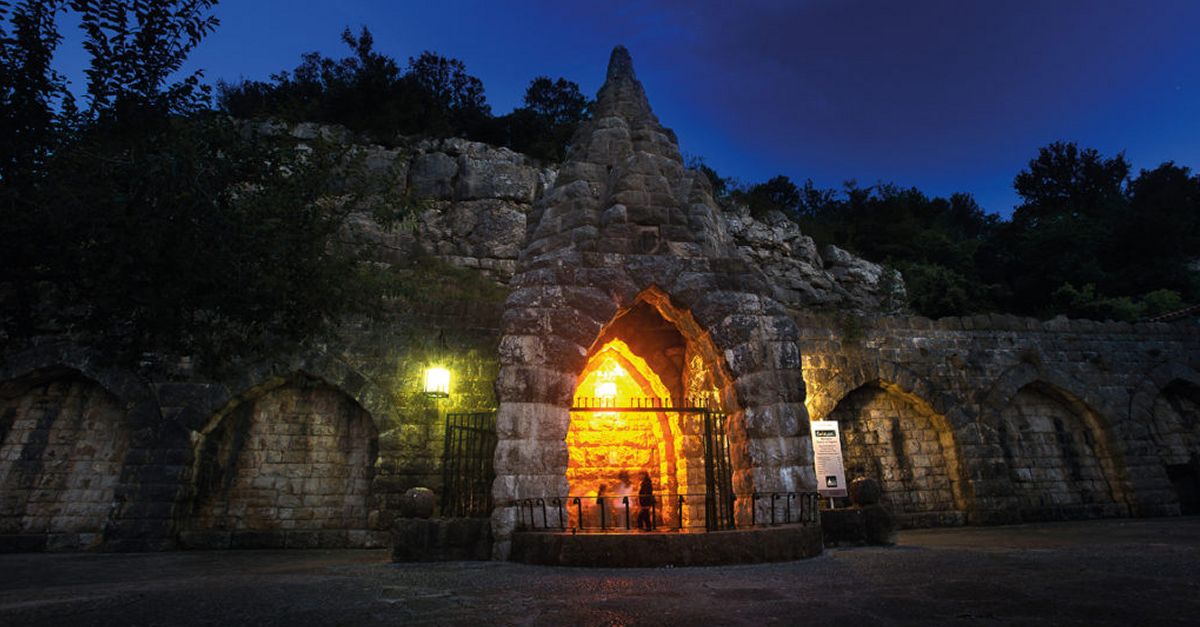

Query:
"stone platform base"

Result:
[[0, 533, 100, 553], [179, 529, 389, 550], [511, 524, 823, 567], [391, 518, 492, 562], [821, 506, 896, 546], [895, 510, 968, 529]]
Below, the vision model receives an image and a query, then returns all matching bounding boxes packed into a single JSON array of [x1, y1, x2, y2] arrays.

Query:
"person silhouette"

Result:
[[636, 471, 655, 530]]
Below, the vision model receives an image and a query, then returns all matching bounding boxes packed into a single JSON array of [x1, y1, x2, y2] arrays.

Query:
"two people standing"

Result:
[[595, 470, 657, 530]]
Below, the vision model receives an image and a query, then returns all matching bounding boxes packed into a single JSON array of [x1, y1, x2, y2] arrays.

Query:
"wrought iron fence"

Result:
[[516, 491, 820, 532], [571, 396, 716, 410]]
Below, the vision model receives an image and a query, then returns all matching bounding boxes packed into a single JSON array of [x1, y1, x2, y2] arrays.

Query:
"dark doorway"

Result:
[[1166, 461, 1200, 515]]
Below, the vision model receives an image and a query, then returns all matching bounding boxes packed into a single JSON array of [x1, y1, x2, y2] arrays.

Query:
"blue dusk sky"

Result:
[[54, 0, 1200, 217]]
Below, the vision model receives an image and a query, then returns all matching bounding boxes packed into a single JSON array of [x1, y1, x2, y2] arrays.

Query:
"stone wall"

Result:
[[0, 372, 129, 550], [797, 313, 1200, 526], [829, 383, 965, 527], [1, 52, 1199, 557], [180, 380, 378, 548], [0, 294, 504, 551], [278, 121, 903, 313], [724, 207, 905, 313]]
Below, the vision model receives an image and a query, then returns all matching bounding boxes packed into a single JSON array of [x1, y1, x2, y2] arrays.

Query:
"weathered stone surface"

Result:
[[724, 207, 906, 313], [183, 383, 376, 545], [400, 488, 436, 519], [0, 375, 128, 549], [511, 523, 822, 567]]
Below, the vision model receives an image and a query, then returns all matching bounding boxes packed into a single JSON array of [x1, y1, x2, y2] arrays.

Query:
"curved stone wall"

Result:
[[829, 382, 966, 527], [799, 313, 1200, 524], [0, 371, 129, 550], [181, 380, 379, 548]]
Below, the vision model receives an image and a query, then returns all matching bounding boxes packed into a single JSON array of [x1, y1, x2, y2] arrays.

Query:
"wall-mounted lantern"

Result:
[[424, 330, 451, 399], [424, 366, 451, 399]]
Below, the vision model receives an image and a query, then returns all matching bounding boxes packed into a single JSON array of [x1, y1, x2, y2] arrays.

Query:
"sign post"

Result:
[[810, 420, 847, 500]]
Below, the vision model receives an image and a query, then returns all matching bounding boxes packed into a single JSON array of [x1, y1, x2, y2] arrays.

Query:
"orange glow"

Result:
[[567, 339, 684, 528], [577, 339, 671, 407], [563, 289, 747, 530]]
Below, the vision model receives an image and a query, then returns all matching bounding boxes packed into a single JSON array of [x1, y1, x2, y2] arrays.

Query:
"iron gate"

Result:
[[702, 411, 736, 530], [568, 397, 737, 531], [441, 411, 497, 518]]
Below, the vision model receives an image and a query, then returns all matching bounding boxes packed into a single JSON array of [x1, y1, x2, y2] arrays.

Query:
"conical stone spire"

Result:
[[522, 45, 728, 261], [490, 47, 813, 560], [590, 45, 658, 127]]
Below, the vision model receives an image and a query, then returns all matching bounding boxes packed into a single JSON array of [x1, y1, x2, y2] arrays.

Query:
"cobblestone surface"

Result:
[[1, 517, 1197, 626]]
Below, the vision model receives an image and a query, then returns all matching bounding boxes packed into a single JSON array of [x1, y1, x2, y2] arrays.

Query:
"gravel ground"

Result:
[[1, 517, 1197, 626]]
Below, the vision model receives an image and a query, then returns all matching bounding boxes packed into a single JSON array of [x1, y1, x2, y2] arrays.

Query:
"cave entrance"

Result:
[[562, 297, 734, 532]]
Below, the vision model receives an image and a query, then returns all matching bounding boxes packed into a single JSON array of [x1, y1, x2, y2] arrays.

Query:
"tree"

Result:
[[992, 142, 1129, 315], [70, 0, 218, 122], [1, 3, 408, 372], [1012, 142, 1129, 226], [0, 0, 73, 183], [737, 175, 801, 218], [523, 76, 587, 126], [498, 76, 590, 162], [407, 50, 490, 135], [1117, 163, 1200, 298]]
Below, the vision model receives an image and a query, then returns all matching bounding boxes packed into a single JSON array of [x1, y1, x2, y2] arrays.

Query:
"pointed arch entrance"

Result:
[[563, 291, 739, 531]]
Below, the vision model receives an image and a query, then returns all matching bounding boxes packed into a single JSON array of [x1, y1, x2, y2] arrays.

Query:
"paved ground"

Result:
[[1, 517, 1197, 626]]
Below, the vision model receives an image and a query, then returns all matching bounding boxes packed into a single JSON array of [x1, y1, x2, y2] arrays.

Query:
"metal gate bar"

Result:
[[703, 411, 736, 530], [441, 412, 497, 518], [568, 403, 736, 532]]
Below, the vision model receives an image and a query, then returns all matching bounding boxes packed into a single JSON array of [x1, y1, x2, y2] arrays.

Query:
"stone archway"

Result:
[[0, 369, 130, 549], [182, 374, 379, 548], [994, 381, 1128, 520], [827, 380, 968, 527], [562, 291, 737, 530], [1148, 380, 1200, 514]]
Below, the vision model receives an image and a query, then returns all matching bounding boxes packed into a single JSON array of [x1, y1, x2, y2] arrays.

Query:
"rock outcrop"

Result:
[[724, 206, 905, 313], [255, 117, 904, 312]]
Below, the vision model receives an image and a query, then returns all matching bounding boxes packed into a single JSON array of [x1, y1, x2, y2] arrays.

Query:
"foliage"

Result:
[[685, 155, 732, 199], [0, 2, 409, 372], [523, 76, 588, 126], [731, 141, 1199, 321], [219, 29, 590, 161], [492, 76, 590, 162], [218, 27, 442, 140], [0, 0, 73, 183], [69, 0, 218, 121], [734, 174, 801, 219]]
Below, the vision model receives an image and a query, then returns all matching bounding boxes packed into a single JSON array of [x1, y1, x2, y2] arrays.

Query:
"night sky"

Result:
[[55, 0, 1200, 217]]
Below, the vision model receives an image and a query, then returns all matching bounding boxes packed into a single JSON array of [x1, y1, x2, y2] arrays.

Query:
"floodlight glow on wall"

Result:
[[424, 367, 450, 398]]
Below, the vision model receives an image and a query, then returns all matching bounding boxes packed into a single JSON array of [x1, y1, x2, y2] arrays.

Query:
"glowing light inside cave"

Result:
[[596, 381, 617, 400], [567, 338, 687, 528]]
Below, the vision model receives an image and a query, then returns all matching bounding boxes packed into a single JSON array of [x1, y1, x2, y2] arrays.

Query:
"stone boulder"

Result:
[[400, 487, 436, 518]]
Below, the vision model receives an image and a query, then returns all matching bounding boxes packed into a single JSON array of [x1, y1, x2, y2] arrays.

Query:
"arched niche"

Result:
[[995, 381, 1128, 519], [1148, 380, 1200, 514], [183, 374, 379, 545], [827, 380, 968, 526], [564, 290, 742, 528], [0, 369, 130, 547]]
